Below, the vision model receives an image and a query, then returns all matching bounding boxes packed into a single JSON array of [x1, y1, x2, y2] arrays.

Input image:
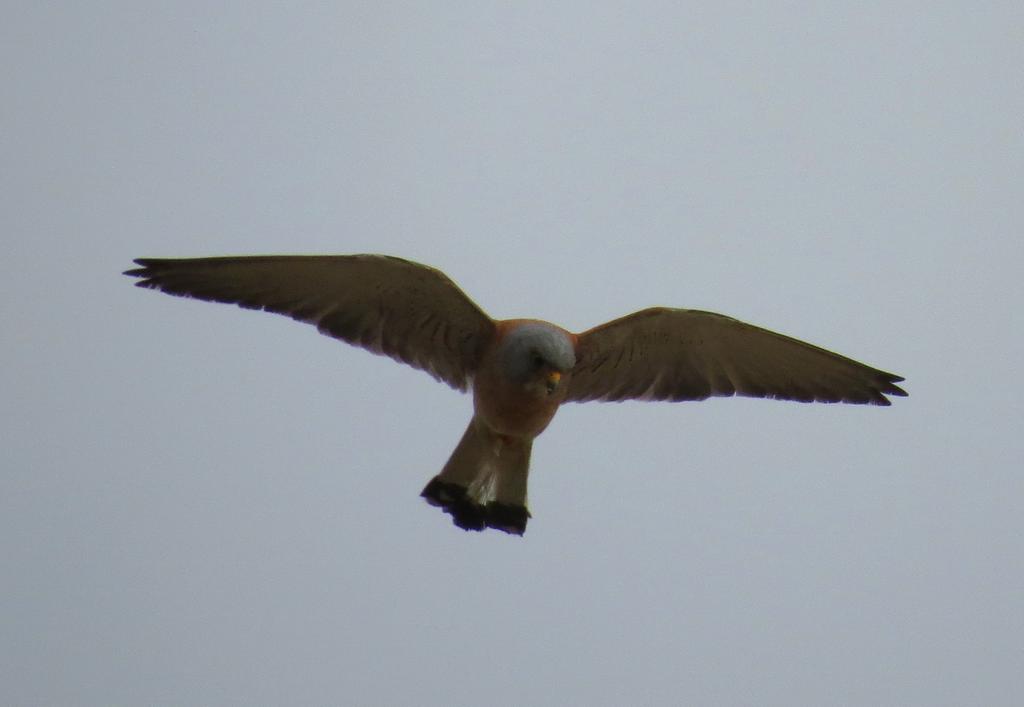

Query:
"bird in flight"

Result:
[[126, 254, 906, 535]]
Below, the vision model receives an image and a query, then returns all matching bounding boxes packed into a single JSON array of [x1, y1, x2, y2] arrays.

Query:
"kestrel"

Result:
[[126, 255, 906, 535]]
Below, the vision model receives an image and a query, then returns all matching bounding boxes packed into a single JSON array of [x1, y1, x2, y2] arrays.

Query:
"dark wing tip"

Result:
[[859, 375, 906, 406], [123, 258, 162, 281], [879, 372, 908, 400]]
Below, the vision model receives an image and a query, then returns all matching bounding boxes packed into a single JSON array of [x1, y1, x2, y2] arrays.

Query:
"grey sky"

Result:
[[3, 2, 1022, 705]]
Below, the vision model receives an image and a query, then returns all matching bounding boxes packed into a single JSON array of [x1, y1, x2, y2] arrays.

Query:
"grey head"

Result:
[[498, 322, 577, 387]]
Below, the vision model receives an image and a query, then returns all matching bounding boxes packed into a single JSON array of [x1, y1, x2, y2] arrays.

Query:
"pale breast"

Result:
[[472, 369, 567, 439]]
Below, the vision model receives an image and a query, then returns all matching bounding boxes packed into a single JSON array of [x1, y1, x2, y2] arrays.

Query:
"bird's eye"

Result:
[[532, 354, 545, 370]]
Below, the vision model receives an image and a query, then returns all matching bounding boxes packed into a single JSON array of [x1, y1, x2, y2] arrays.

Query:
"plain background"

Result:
[[3, 3, 1022, 705]]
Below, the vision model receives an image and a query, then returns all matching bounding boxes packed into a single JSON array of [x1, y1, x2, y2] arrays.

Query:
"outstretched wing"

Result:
[[567, 307, 906, 405], [126, 255, 496, 390]]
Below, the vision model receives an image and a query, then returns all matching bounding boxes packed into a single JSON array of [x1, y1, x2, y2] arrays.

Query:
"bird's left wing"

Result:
[[566, 307, 906, 405], [126, 255, 495, 391]]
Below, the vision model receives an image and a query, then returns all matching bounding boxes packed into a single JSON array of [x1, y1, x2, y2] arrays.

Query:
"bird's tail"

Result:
[[421, 417, 532, 535]]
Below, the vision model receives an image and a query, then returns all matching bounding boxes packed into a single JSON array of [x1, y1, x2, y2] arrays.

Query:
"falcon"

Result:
[[125, 255, 906, 535]]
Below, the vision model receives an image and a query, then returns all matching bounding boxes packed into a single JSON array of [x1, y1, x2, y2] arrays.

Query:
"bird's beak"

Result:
[[545, 370, 562, 394]]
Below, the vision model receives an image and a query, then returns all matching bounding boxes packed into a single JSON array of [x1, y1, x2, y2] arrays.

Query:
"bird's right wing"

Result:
[[567, 308, 906, 405], [126, 255, 496, 391]]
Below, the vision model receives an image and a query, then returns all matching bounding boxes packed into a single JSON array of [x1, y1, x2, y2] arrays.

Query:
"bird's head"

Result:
[[498, 322, 576, 397]]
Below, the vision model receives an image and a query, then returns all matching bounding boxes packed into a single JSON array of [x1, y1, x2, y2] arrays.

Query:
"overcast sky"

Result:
[[3, 2, 1022, 705]]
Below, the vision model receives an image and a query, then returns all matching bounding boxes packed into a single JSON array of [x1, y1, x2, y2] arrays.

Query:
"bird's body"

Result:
[[474, 320, 575, 437], [126, 254, 906, 535]]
